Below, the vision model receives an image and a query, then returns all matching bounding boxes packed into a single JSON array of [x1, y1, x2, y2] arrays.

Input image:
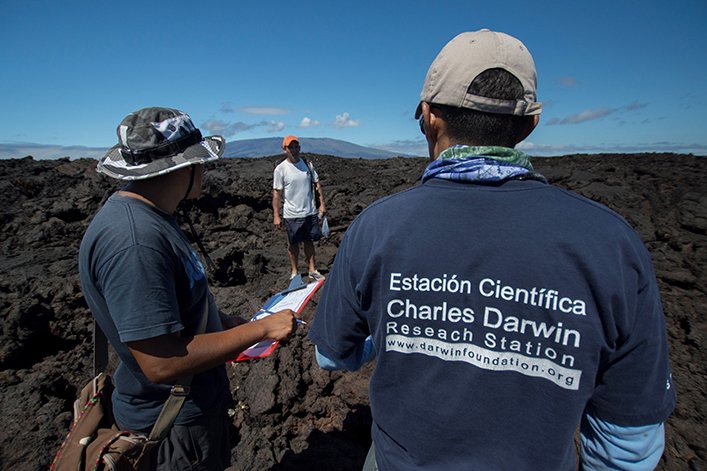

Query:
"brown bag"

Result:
[[52, 301, 208, 470], [50, 373, 155, 470]]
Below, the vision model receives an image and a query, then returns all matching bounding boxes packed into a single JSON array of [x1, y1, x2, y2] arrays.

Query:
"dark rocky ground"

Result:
[[0, 153, 704, 470]]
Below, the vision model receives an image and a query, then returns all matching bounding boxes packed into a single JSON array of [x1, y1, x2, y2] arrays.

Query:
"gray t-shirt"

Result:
[[79, 193, 228, 430]]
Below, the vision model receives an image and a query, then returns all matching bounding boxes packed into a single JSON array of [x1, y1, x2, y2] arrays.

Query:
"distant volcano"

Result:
[[224, 137, 413, 159], [0, 138, 416, 160]]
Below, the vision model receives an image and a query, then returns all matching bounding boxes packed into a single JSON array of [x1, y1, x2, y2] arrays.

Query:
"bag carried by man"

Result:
[[51, 372, 153, 470], [51, 301, 208, 470]]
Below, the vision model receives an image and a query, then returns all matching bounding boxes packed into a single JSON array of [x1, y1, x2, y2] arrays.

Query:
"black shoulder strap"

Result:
[[148, 297, 209, 441], [301, 157, 316, 202], [93, 321, 109, 378]]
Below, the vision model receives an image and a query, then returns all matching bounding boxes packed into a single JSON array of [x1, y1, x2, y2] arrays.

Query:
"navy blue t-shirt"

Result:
[[309, 178, 675, 470], [79, 194, 228, 430]]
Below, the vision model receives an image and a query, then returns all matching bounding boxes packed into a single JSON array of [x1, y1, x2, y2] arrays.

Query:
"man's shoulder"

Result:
[[84, 196, 179, 252], [85, 195, 128, 233], [544, 184, 636, 231], [371, 183, 425, 206], [274, 158, 306, 170], [274, 159, 288, 172], [98, 195, 170, 225], [350, 185, 424, 225]]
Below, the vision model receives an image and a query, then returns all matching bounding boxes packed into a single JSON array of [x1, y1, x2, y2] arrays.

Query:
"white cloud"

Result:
[[334, 112, 360, 128], [625, 101, 648, 111], [546, 102, 649, 126], [220, 103, 236, 113], [300, 117, 320, 128], [201, 119, 257, 137], [219, 103, 288, 115], [238, 107, 289, 115], [265, 121, 286, 132], [557, 76, 579, 87], [200, 119, 285, 137], [546, 108, 615, 125]]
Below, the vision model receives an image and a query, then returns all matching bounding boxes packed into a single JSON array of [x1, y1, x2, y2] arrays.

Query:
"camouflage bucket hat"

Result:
[[98, 107, 224, 180]]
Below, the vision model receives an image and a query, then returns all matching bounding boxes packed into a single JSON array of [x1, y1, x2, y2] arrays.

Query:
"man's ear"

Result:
[[423, 103, 446, 160], [427, 104, 448, 137], [516, 114, 539, 144]]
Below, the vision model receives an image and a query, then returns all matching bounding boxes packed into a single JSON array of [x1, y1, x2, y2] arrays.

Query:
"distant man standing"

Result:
[[309, 30, 675, 470], [273, 135, 327, 280]]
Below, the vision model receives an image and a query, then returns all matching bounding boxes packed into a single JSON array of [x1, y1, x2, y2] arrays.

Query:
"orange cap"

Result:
[[282, 135, 299, 148]]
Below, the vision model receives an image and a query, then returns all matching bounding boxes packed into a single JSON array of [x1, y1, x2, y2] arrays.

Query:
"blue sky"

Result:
[[1, 0, 706, 159]]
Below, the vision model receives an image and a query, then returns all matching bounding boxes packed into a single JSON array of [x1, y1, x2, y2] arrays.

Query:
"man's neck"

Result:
[[434, 138, 516, 159], [117, 190, 155, 208], [119, 181, 180, 215]]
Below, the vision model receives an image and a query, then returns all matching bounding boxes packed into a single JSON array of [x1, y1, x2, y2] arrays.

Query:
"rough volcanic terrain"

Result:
[[0, 153, 704, 470]]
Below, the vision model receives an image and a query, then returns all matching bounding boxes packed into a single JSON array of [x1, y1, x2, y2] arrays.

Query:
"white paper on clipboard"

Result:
[[235, 277, 324, 361]]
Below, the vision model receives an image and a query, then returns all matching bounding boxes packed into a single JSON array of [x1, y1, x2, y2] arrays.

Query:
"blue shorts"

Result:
[[284, 214, 321, 245]]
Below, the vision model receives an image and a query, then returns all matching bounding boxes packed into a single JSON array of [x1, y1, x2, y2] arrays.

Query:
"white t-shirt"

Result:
[[273, 158, 319, 218]]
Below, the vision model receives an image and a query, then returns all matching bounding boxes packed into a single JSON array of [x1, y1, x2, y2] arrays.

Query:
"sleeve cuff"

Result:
[[580, 413, 665, 470], [314, 336, 376, 372]]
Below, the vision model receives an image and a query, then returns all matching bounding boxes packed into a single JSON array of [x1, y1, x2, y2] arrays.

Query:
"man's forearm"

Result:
[[315, 183, 326, 212], [272, 189, 282, 219], [128, 311, 294, 383]]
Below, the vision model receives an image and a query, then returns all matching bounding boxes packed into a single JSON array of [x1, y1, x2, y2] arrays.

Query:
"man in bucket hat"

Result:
[[309, 30, 675, 470], [79, 107, 297, 470]]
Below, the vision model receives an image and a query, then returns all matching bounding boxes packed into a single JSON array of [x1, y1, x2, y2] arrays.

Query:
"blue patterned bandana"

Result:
[[422, 146, 546, 184]]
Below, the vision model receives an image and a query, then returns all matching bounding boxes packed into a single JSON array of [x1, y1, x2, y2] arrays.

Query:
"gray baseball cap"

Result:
[[415, 29, 542, 119]]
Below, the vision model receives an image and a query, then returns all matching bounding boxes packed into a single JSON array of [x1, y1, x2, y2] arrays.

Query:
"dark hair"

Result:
[[433, 68, 533, 147]]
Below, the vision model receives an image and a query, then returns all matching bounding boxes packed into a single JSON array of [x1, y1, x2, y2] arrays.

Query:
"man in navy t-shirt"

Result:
[[308, 30, 676, 470], [79, 107, 297, 470]]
